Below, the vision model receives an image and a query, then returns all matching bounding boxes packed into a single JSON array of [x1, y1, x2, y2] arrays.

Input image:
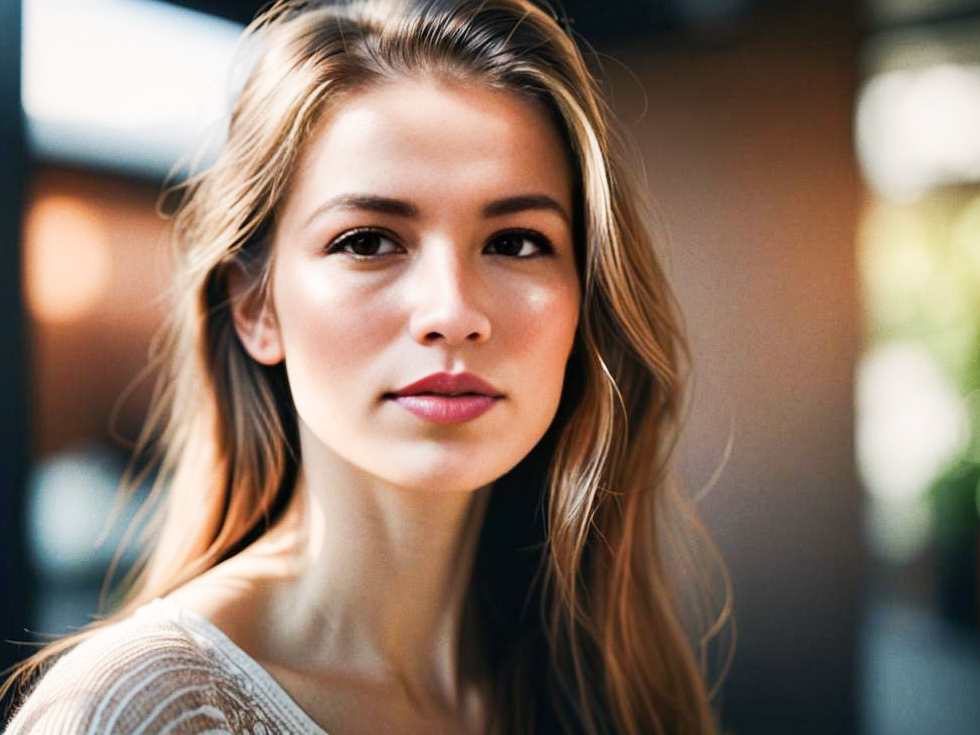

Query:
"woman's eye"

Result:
[[485, 230, 554, 258], [326, 229, 400, 258]]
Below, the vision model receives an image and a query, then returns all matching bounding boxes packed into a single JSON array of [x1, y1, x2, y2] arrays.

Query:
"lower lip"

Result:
[[388, 395, 501, 424]]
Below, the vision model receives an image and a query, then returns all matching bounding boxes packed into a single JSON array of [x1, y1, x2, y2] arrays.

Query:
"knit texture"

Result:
[[4, 599, 328, 734]]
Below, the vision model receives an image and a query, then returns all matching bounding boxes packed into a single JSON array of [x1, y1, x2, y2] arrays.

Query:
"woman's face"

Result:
[[241, 78, 580, 494]]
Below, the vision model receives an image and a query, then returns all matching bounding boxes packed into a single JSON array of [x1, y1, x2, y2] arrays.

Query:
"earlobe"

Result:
[[226, 264, 285, 366]]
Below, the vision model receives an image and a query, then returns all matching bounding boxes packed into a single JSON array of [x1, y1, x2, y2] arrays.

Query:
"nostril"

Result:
[[423, 330, 484, 343]]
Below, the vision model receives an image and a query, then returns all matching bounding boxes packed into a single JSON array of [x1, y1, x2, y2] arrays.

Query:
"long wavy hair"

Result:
[[5, 1, 732, 732]]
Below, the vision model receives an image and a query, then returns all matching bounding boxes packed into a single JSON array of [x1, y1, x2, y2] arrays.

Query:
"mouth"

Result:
[[387, 371, 504, 399], [384, 372, 504, 424], [385, 390, 491, 398]]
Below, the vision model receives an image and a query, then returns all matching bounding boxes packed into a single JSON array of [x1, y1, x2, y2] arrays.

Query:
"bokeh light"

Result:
[[24, 195, 111, 324]]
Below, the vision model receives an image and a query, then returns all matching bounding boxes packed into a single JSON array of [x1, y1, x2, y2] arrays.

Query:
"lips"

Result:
[[385, 372, 504, 424], [387, 372, 504, 398]]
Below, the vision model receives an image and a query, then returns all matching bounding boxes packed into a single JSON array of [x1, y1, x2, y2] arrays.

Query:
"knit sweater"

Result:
[[4, 598, 329, 734]]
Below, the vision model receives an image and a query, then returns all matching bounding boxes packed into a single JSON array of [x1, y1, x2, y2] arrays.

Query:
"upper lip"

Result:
[[388, 372, 504, 398]]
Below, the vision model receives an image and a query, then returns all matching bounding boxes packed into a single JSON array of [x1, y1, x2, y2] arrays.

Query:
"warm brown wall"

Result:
[[605, 5, 864, 733], [24, 168, 170, 457]]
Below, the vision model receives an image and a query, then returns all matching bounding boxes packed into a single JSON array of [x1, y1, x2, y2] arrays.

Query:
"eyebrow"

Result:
[[304, 193, 571, 226]]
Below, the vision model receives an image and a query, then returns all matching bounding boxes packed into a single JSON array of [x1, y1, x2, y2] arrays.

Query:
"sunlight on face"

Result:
[[266, 78, 580, 494]]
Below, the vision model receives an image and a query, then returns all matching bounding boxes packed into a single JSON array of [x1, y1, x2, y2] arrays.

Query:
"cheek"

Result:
[[272, 265, 398, 405], [501, 279, 580, 397]]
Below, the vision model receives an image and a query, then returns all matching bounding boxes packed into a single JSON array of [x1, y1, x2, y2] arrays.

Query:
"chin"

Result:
[[378, 464, 504, 496], [371, 443, 527, 495]]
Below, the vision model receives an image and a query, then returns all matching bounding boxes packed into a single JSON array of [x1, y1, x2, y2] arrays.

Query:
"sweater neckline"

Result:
[[140, 597, 331, 735]]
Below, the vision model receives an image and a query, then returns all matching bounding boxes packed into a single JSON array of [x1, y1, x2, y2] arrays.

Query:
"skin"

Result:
[[169, 77, 580, 734]]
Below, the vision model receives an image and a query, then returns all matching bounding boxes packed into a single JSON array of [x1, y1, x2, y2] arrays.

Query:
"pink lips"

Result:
[[386, 372, 504, 424]]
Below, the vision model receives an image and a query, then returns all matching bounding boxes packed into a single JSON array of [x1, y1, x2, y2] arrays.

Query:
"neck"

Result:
[[257, 424, 492, 708]]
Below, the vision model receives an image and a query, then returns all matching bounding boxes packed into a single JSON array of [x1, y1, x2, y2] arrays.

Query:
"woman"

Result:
[[4, 0, 730, 732]]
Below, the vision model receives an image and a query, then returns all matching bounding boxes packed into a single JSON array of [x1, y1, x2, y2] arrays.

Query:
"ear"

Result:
[[226, 264, 284, 366]]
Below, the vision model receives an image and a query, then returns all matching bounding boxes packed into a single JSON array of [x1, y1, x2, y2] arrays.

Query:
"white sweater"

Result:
[[4, 598, 329, 734]]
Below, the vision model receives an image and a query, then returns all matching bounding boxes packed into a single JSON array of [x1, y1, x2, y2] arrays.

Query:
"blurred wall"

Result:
[[605, 4, 864, 733], [24, 168, 170, 455]]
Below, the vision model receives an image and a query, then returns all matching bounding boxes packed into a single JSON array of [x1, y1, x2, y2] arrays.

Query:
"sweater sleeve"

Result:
[[3, 617, 256, 735]]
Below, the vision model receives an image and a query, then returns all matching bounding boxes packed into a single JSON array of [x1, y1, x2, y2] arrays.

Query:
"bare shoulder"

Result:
[[4, 605, 263, 734], [164, 546, 289, 658]]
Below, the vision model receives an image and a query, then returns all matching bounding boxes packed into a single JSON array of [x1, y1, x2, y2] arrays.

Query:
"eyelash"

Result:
[[324, 228, 401, 259], [324, 227, 555, 260], [487, 229, 555, 258]]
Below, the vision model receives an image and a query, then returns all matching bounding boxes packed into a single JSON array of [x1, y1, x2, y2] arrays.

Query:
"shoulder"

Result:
[[4, 602, 259, 734]]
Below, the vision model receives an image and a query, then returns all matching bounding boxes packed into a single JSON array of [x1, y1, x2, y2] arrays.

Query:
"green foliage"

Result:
[[928, 457, 980, 545], [862, 187, 980, 538]]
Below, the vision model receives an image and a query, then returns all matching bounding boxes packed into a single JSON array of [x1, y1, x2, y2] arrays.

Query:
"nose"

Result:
[[408, 244, 491, 346]]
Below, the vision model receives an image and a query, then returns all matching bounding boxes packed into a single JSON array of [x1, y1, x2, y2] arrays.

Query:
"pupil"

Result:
[[350, 233, 378, 255], [498, 235, 522, 256]]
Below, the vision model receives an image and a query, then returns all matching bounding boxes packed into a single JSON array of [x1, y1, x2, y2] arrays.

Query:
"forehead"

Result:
[[281, 77, 573, 219]]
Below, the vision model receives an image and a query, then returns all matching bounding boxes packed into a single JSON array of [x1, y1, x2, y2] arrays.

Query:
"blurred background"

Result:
[[2, 0, 980, 731]]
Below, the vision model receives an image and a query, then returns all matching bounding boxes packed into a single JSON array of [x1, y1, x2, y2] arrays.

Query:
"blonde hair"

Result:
[[5, 1, 731, 732]]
